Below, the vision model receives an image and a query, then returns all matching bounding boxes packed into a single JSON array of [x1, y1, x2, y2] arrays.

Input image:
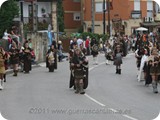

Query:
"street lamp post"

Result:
[[107, 0, 111, 37], [103, 0, 106, 35], [91, 0, 95, 33], [20, 0, 24, 22], [32, 0, 37, 32], [20, 0, 24, 44]]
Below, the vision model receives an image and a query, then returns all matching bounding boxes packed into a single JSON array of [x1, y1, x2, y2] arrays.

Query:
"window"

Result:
[[132, 0, 141, 19], [155, 2, 160, 13], [28, 5, 32, 17], [134, 0, 140, 11], [147, 10, 153, 17], [131, 10, 141, 19], [73, 0, 80, 2], [95, 2, 107, 13], [95, 3, 103, 12], [28, 5, 38, 17], [73, 13, 81, 21], [147, 1, 153, 17]]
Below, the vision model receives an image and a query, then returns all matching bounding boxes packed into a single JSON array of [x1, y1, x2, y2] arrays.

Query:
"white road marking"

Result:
[[84, 94, 106, 107], [109, 108, 118, 113], [39, 56, 139, 120], [89, 62, 105, 71], [123, 115, 138, 120], [85, 61, 139, 120]]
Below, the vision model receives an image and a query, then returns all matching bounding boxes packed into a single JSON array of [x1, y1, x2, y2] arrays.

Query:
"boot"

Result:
[[74, 82, 79, 94], [116, 69, 118, 74], [152, 81, 158, 93], [93, 57, 95, 65], [95, 57, 98, 65], [79, 83, 85, 94], [0, 80, 3, 90], [14, 70, 18, 76], [119, 69, 121, 74], [106, 60, 109, 65], [13, 70, 17, 76], [4, 74, 6, 82]]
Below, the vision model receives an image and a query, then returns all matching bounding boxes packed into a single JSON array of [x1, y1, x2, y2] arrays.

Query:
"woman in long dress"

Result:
[[23, 42, 32, 73], [0, 47, 6, 90], [137, 49, 149, 82]]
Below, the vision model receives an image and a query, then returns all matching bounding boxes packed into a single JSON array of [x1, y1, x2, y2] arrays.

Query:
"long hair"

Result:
[[0, 47, 5, 58], [11, 41, 17, 49]]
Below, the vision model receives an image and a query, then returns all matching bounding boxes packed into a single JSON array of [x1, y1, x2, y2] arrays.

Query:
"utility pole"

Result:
[[32, 0, 37, 32], [107, 0, 111, 37], [103, 0, 106, 35], [20, 0, 24, 44], [51, 1, 58, 42], [91, 0, 95, 33], [56, 1, 59, 43]]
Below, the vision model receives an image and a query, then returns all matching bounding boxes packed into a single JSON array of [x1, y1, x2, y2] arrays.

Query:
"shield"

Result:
[[92, 44, 99, 52]]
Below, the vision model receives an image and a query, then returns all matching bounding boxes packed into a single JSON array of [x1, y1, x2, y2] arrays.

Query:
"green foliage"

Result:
[[99, 34, 109, 42], [37, 21, 48, 30], [57, 0, 64, 32], [78, 26, 84, 33], [24, 21, 48, 32], [0, 0, 19, 37]]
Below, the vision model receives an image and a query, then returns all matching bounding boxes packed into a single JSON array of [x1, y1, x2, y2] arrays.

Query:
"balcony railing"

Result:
[[23, 17, 51, 24], [23, 17, 51, 31]]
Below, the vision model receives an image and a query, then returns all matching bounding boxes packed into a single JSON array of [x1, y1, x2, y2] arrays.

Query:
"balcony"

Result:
[[155, 13, 160, 22], [15, 0, 53, 31], [23, 17, 51, 24], [23, 17, 51, 31]]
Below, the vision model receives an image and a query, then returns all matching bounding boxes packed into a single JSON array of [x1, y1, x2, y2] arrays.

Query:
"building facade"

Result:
[[63, 0, 160, 35], [63, 0, 82, 34], [15, 0, 57, 32]]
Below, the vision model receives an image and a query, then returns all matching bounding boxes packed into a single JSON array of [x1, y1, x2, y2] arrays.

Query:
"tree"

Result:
[[0, 0, 19, 38], [57, 0, 64, 32]]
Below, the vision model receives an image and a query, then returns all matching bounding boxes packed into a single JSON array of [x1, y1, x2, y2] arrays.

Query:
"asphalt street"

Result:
[[0, 52, 160, 120]]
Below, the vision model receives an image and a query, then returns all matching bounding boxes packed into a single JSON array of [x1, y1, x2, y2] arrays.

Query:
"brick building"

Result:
[[63, 0, 82, 34], [63, 0, 160, 35]]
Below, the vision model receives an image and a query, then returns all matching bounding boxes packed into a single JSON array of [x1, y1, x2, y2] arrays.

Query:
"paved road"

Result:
[[0, 53, 160, 120]]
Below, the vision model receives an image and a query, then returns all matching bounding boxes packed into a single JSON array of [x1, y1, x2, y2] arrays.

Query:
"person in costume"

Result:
[[104, 40, 113, 65], [23, 41, 33, 73], [70, 48, 88, 94], [135, 46, 144, 71], [0, 47, 6, 90], [137, 48, 149, 82], [46, 44, 56, 72], [148, 47, 160, 93], [3, 52, 10, 82], [9, 42, 20, 76], [113, 44, 123, 74], [90, 38, 99, 65], [52, 40, 58, 70]]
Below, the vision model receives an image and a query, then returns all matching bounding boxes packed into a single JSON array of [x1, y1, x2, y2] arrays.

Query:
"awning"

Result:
[[140, 22, 160, 27]]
